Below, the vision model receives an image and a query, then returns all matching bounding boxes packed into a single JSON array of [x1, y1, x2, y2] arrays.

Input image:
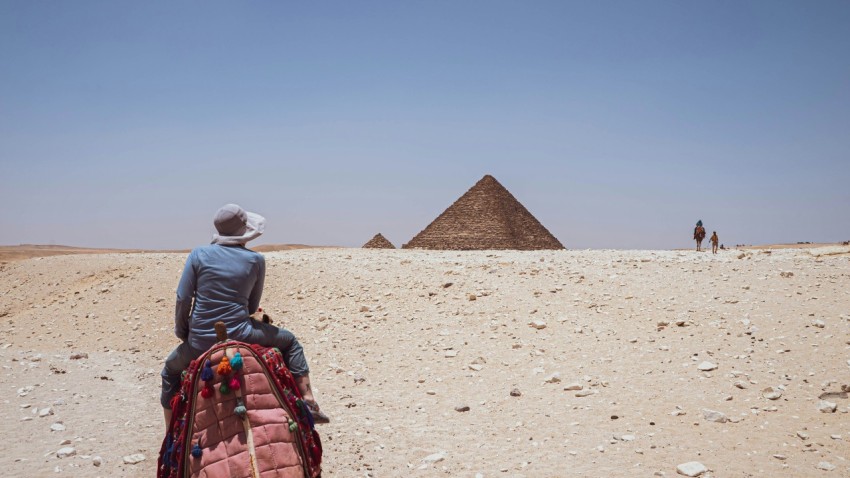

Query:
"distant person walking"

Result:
[[693, 220, 706, 251], [710, 231, 719, 254]]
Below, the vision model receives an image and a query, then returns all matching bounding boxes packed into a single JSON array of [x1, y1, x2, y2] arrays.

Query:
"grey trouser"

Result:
[[160, 320, 309, 408]]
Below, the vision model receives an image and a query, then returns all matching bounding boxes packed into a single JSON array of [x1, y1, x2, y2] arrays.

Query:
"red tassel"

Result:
[[229, 377, 241, 390], [201, 384, 214, 398]]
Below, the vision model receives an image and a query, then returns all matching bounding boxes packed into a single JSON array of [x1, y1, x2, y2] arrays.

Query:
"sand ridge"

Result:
[[1, 247, 849, 477]]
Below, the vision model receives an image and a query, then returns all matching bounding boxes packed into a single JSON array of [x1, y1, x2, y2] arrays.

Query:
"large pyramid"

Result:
[[362, 233, 396, 249], [402, 175, 565, 250]]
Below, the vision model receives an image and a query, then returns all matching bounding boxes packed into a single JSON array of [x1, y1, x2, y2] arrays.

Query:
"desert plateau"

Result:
[[1, 245, 848, 477]]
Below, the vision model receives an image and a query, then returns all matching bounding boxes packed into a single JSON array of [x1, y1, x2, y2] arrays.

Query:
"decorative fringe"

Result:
[[230, 352, 243, 371], [216, 356, 232, 375], [163, 435, 174, 464], [235, 398, 247, 417], [219, 381, 230, 394], [201, 383, 214, 398], [191, 443, 202, 458], [200, 360, 213, 381], [297, 399, 315, 429], [288, 419, 298, 432], [229, 376, 241, 390]]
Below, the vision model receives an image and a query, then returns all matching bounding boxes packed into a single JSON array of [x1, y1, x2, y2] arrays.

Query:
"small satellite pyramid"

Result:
[[362, 233, 396, 249], [402, 175, 565, 250]]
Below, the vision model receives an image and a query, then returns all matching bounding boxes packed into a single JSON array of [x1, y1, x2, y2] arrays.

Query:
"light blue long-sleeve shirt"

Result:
[[175, 244, 265, 351]]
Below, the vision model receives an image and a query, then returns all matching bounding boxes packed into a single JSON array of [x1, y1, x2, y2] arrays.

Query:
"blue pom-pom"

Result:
[[200, 360, 213, 382], [231, 352, 243, 371], [235, 404, 247, 416], [191, 444, 202, 458]]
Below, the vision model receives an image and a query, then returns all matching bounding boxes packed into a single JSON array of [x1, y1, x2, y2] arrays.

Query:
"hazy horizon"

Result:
[[2, 1, 849, 250]]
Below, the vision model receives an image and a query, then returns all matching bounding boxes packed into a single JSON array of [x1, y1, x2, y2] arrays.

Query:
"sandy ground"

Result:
[[1, 246, 849, 477]]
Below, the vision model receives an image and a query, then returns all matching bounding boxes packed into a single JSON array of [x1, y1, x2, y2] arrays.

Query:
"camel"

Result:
[[693, 221, 706, 252]]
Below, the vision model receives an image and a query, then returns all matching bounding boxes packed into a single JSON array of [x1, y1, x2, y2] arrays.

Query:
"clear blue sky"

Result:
[[1, 1, 848, 249]]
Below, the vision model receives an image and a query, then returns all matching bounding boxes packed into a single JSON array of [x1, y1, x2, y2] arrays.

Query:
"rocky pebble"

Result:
[[702, 409, 728, 423], [419, 451, 446, 469], [123, 453, 146, 465], [697, 361, 717, 371], [676, 461, 707, 476], [56, 447, 76, 458], [762, 387, 782, 400]]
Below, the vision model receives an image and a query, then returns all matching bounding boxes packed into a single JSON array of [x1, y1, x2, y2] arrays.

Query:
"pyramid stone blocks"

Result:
[[362, 233, 396, 249], [403, 175, 564, 250]]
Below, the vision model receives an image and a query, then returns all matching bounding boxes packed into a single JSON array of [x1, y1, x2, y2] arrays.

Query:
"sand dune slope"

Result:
[[1, 247, 848, 477]]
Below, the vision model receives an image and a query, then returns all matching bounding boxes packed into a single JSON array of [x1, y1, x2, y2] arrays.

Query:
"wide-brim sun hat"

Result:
[[212, 204, 265, 245]]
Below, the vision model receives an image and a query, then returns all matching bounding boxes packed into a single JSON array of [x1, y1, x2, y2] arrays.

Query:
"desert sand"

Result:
[[1, 246, 849, 477]]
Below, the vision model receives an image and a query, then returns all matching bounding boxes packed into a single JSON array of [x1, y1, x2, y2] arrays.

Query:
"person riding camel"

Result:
[[693, 220, 706, 251], [160, 204, 329, 428]]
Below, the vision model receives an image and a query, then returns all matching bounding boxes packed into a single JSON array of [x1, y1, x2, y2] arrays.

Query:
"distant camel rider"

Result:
[[693, 220, 706, 251], [160, 204, 329, 429]]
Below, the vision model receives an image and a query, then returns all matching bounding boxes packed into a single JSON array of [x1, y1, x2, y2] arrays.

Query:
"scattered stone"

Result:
[[818, 400, 837, 413], [92, 456, 103, 467], [38, 407, 53, 417], [621, 434, 636, 441], [697, 361, 717, 371], [469, 364, 483, 372], [676, 461, 707, 476], [454, 405, 470, 412], [468, 294, 476, 301], [575, 390, 595, 397], [563, 383, 583, 391], [529, 320, 547, 330], [56, 447, 76, 458], [444, 350, 458, 358], [702, 409, 728, 423], [544, 372, 561, 384], [813, 319, 825, 328], [816, 461, 835, 471], [419, 451, 446, 469], [734, 381, 747, 389], [69, 352, 88, 360], [762, 387, 782, 400], [797, 431, 810, 440], [50, 422, 66, 432], [773, 454, 787, 460], [123, 454, 146, 465], [510, 388, 522, 397]]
